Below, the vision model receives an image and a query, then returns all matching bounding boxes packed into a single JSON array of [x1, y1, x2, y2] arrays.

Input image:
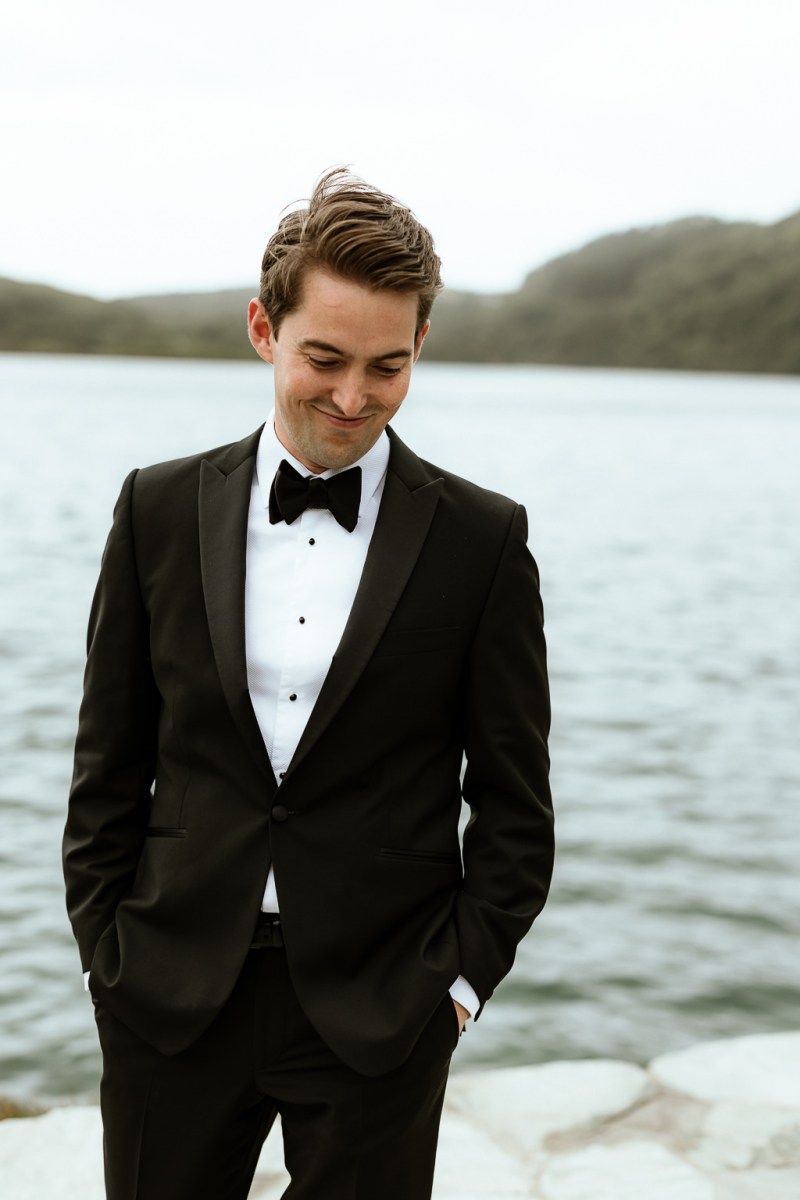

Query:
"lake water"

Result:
[[1, 353, 799, 1105]]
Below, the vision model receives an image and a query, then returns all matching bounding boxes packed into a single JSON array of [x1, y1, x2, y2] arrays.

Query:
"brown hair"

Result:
[[258, 167, 443, 337]]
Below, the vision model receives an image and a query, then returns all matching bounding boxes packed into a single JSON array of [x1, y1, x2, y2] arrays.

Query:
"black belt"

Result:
[[250, 913, 284, 949]]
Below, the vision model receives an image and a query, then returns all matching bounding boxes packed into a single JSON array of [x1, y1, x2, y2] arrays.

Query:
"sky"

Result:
[[3, 0, 799, 299]]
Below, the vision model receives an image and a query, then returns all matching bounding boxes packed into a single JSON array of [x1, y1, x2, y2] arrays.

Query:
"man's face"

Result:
[[248, 268, 428, 473]]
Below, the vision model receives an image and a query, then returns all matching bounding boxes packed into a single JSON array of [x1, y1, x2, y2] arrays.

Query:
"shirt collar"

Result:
[[255, 410, 390, 518]]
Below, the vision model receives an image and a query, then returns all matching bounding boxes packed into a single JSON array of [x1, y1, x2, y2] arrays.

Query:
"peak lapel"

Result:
[[198, 428, 276, 784], [287, 432, 443, 777]]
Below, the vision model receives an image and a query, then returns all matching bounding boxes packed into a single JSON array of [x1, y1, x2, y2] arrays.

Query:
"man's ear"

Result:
[[247, 299, 276, 364], [413, 321, 430, 363]]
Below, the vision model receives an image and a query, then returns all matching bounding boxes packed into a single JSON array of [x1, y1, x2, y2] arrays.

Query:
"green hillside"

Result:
[[0, 279, 254, 359], [425, 213, 800, 373], [2, 210, 799, 372]]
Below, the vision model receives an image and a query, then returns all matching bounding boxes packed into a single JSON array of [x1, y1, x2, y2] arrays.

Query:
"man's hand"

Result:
[[453, 999, 469, 1034]]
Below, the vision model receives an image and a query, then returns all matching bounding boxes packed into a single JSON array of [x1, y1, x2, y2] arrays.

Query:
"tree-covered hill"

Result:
[[0, 280, 255, 359], [2, 209, 798, 372], [425, 212, 800, 373]]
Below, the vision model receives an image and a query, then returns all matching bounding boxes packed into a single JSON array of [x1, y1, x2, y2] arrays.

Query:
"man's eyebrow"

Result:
[[297, 338, 411, 361], [297, 339, 344, 356]]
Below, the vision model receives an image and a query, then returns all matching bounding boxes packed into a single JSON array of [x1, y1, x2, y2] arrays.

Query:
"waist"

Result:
[[250, 912, 284, 949]]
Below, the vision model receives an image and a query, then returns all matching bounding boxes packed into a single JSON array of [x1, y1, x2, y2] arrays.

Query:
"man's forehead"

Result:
[[287, 269, 419, 353]]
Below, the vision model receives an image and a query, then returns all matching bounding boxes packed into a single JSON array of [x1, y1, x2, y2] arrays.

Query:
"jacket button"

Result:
[[271, 804, 289, 823]]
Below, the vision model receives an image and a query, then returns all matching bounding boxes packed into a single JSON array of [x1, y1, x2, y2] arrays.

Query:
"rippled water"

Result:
[[1, 354, 799, 1104]]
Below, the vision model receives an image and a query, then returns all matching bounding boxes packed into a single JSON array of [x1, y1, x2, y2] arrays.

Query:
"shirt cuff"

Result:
[[83, 971, 90, 992], [448, 975, 479, 1018]]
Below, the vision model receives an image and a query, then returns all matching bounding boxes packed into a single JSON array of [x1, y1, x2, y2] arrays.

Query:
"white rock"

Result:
[[2, 1036, 798, 1200], [251, 1118, 292, 1195], [693, 1101, 800, 1171], [433, 1108, 533, 1198], [712, 1167, 800, 1199], [650, 1032, 800, 1108], [446, 1059, 649, 1158], [539, 1141, 714, 1200], [0, 1106, 104, 1200], [250, 1117, 291, 1198]]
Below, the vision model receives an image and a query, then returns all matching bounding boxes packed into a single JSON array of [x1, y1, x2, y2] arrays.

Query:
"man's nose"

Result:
[[332, 373, 368, 416]]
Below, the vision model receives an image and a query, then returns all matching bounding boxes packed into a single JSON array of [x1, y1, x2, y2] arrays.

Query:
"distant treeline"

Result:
[[2, 210, 799, 373]]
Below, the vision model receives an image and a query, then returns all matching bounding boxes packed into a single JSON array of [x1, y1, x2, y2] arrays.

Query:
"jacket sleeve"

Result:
[[62, 469, 159, 970], [455, 502, 554, 1012]]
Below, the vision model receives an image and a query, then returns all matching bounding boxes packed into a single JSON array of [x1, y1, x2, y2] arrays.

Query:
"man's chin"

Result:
[[303, 432, 381, 473]]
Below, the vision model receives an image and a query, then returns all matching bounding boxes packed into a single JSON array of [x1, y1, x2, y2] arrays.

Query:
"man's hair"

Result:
[[258, 168, 443, 338]]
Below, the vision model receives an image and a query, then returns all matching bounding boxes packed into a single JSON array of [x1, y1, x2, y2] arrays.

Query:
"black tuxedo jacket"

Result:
[[64, 425, 553, 1076]]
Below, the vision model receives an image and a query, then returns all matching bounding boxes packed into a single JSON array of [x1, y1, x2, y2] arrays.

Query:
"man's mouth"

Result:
[[315, 409, 372, 429]]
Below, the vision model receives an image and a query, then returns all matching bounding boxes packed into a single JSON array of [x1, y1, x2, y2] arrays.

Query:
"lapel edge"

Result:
[[198, 426, 276, 784]]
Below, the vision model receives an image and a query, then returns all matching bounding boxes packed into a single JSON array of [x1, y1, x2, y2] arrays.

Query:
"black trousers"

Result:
[[94, 946, 459, 1200]]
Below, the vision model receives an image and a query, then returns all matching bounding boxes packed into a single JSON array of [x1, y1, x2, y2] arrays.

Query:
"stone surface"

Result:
[[693, 1101, 800, 1171], [249, 1118, 290, 1198], [710, 1168, 800, 1200], [650, 1032, 800, 1107], [1, 1034, 799, 1199], [432, 1109, 533, 1198], [446, 1058, 649, 1158], [0, 1106, 104, 1200], [539, 1142, 715, 1200]]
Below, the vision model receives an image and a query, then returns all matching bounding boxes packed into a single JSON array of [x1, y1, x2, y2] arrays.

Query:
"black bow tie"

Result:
[[269, 459, 362, 532]]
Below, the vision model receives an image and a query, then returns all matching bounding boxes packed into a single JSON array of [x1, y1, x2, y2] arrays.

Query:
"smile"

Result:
[[315, 409, 372, 429]]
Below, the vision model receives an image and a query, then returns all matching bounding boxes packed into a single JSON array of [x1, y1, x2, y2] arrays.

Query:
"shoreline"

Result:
[[2, 1031, 799, 1198]]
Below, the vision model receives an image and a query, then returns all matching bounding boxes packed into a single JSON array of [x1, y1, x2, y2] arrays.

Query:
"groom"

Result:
[[64, 169, 554, 1199]]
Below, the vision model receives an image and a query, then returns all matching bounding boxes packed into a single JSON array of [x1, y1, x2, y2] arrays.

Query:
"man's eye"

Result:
[[308, 357, 339, 369], [374, 366, 402, 377]]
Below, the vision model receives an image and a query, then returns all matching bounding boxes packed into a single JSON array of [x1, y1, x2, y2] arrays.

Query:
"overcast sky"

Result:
[[3, 0, 798, 298]]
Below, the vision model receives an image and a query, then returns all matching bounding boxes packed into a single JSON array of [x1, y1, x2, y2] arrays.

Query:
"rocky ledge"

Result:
[[1, 1031, 798, 1198]]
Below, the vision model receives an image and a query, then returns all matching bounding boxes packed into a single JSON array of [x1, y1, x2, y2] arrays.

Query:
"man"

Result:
[[64, 169, 553, 1200]]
